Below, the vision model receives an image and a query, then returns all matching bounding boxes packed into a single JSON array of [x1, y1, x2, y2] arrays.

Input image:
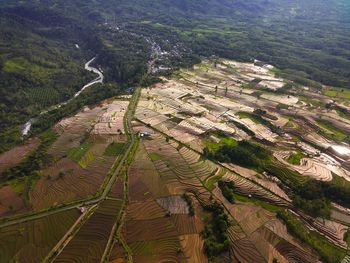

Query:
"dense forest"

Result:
[[1, 0, 350, 152]]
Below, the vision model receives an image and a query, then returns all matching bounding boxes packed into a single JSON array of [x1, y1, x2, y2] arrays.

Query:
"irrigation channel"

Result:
[[22, 57, 104, 136]]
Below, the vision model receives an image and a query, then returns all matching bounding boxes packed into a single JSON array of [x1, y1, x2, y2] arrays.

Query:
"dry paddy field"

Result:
[[135, 59, 302, 152], [133, 58, 350, 261], [0, 209, 80, 263], [130, 124, 324, 262], [54, 199, 122, 263], [0, 137, 40, 174], [213, 187, 318, 263], [119, 197, 206, 263], [27, 99, 129, 211]]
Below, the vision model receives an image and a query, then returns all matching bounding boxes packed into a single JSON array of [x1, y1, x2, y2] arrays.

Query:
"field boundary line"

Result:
[[42, 204, 98, 263], [135, 118, 291, 204]]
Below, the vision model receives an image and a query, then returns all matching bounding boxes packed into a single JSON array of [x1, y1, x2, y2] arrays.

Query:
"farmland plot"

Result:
[[54, 199, 122, 262], [28, 99, 128, 211], [0, 209, 79, 263]]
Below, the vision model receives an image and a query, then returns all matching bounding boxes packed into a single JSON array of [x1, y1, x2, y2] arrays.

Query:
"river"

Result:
[[22, 57, 103, 136]]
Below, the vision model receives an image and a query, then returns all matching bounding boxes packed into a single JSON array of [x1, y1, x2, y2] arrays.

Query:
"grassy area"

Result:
[[205, 175, 224, 191], [287, 151, 306, 165], [316, 119, 350, 142], [298, 95, 324, 107], [233, 193, 283, 213], [9, 177, 29, 194], [104, 142, 125, 156], [323, 87, 350, 100], [278, 210, 346, 263], [235, 111, 279, 133], [78, 151, 95, 168], [277, 103, 289, 110], [149, 152, 162, 161], [1, 129, 58, 183], [236, 111, 262, 124], [67, 143, 92, 163], [265, 164, 309, 186], [169, 116, 184, 124], [204, 136, 237, 152]]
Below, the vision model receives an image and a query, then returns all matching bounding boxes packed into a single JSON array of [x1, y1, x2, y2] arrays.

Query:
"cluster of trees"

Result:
[[202, 201, 230, 259], [293, 196, 331, 219], [1, 130, 57, 182], [217, 180, 235, 203], [204, 138, 350, 218], [277, 210, 346, 263], [203, 140, 271, 170], [181, 193, 194, 216], [31, 83, 121, 135], [2, 0, 350, 154]]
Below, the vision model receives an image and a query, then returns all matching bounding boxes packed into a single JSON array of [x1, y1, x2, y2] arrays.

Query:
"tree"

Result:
[[58, 171, 65, 179]]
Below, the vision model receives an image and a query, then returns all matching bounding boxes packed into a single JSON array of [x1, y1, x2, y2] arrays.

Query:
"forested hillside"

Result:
[[1, 0, 350, 152]]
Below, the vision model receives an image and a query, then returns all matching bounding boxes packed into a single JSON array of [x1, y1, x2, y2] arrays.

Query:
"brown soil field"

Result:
[[170, 214, 197, 235], [156, 195, 189, 214], [0, 185, 27, 217], [231, 237, 266, 263], [109, 242, 125, 263], [179, 234, 208, 263], [124, 217, 179, 243], [128, 144, 169, 201], [0, 137, 40, 174], [0, 209, 79, 263], [108, 177, 124, 199], [123, 235, 185, 263], [30, 133, 117, 210], [125, 200, 166, 220], [30, 156, 111, 210], [54, 199, 121, 262]]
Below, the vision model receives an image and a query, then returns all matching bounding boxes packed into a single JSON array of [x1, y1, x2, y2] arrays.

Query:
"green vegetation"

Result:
[[229, 119, 255, 136], [323, 87, 350, 100], [30, 84, 122, 134], [1, 0, 350, 155], [204, 139, 272, 170], [264, 164, 309, 186], [205, 174, 224, 191], [236, 111, 262, 124], [1, 130, 57, 182], [202, 201, 230, 259], [298, 95, 324, 107], [278, 210, 346, 263], [293, 196, 330, 219], [233, 193, 282, 213], [204, 132, 237, 152], [287, 151, 307, 165], [316, 119, 350, 143], [67, 143, 91, 163], [217, 180, 235, 203], [169, 116, 184, 124], [181, 193, 194, 216], [203, 138, 344, 217], [149, 152, 162, 161], [236, 111, 281, 132], [276, 103, 289, 110], [104, 142, 125, 156]]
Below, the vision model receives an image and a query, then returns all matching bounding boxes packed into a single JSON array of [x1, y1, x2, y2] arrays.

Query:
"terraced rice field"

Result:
[[54, 199, 122, 262], [0, 137, 40, 174], [30, 114, 123, 210], [0, 209, 80, 262]]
